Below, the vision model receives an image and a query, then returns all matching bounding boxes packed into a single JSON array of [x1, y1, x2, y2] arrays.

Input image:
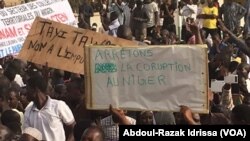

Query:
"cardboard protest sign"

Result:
[[17, 17, 138, 74], [85, 45, 209, 113], [0, 0, 77, 58]]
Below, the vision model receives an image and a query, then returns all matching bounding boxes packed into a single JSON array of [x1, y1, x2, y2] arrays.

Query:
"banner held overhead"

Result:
[[85, 45, 209, 113], [17, 17, 138, 74]]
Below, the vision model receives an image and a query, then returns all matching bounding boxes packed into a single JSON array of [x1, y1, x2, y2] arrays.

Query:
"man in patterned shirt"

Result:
[[100, 105, 136, 141]]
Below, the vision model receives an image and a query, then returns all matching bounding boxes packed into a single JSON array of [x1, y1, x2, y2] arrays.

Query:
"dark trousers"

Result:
[[147, 26, 156, 38], [203, 27, 218, 38]]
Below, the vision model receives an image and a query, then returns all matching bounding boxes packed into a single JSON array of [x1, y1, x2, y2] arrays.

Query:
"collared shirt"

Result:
[[24, 97, 75, 141], [132, 5, 149, 30], [100, 115, 136, 141], [12, 108, 24, 130]]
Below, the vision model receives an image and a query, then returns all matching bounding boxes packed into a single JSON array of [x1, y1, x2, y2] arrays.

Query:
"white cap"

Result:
[[0, 65, 2, 69], [23, 127, 43, 141]]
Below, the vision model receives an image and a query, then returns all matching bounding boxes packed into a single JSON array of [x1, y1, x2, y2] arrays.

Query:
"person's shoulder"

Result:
[[100, 115, 113, 125], [50, 98, 67, 106], [48, 98, 71, 112], [25, 102, 34, 112], [152, 2, 158, 8]]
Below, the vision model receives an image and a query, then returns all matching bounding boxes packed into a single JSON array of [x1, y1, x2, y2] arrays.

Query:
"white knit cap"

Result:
[[23, 127, 43, 141]]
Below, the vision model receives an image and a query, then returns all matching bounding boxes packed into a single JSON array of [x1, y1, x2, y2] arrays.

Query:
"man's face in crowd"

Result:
[[140, 111, 154, 125], [26, 86, 37, 102], [7, 91, 19, 109]]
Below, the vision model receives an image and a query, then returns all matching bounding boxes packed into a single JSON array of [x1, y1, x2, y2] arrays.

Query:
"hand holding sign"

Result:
[[109, 105, 131, 125]]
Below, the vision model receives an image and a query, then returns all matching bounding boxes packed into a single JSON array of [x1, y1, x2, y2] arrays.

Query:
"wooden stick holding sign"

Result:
[[85, 45, 209, 113], [17, 17, 138, 74]]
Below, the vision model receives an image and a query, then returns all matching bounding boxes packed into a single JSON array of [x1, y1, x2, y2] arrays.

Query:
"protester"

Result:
[[160, 0, 177, 34], [144, 0, 159, 38], [136, 111, 156, 125], [244, 0, 250, 39], [24, 74, 75, 141], [220, 0, 246, 34], [6, 88, 25, 130], [101, 11, 120, 37], [132, 0, 149, 41], [1, 110, 22, 139], [197, 0, 219, 38], [79, 0, 94, 29], [100, 105, 136, 141]]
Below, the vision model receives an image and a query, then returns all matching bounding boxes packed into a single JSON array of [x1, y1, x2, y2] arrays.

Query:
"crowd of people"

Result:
[[1, 0, 250, 141]]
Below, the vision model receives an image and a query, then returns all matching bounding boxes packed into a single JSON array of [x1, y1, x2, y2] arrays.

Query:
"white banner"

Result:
[[0, 0, 77, 58], [86, 45, 209, 113]]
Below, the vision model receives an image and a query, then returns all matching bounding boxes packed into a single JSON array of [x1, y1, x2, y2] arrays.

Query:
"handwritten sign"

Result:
[[0, 0, 77, 58], [17, 17, 138, 74], [85, 45, 209, 113]]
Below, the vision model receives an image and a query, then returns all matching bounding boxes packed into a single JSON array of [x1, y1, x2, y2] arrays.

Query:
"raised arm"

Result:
[[180, 105, 201, 125], [218, 19, 250, 57]]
